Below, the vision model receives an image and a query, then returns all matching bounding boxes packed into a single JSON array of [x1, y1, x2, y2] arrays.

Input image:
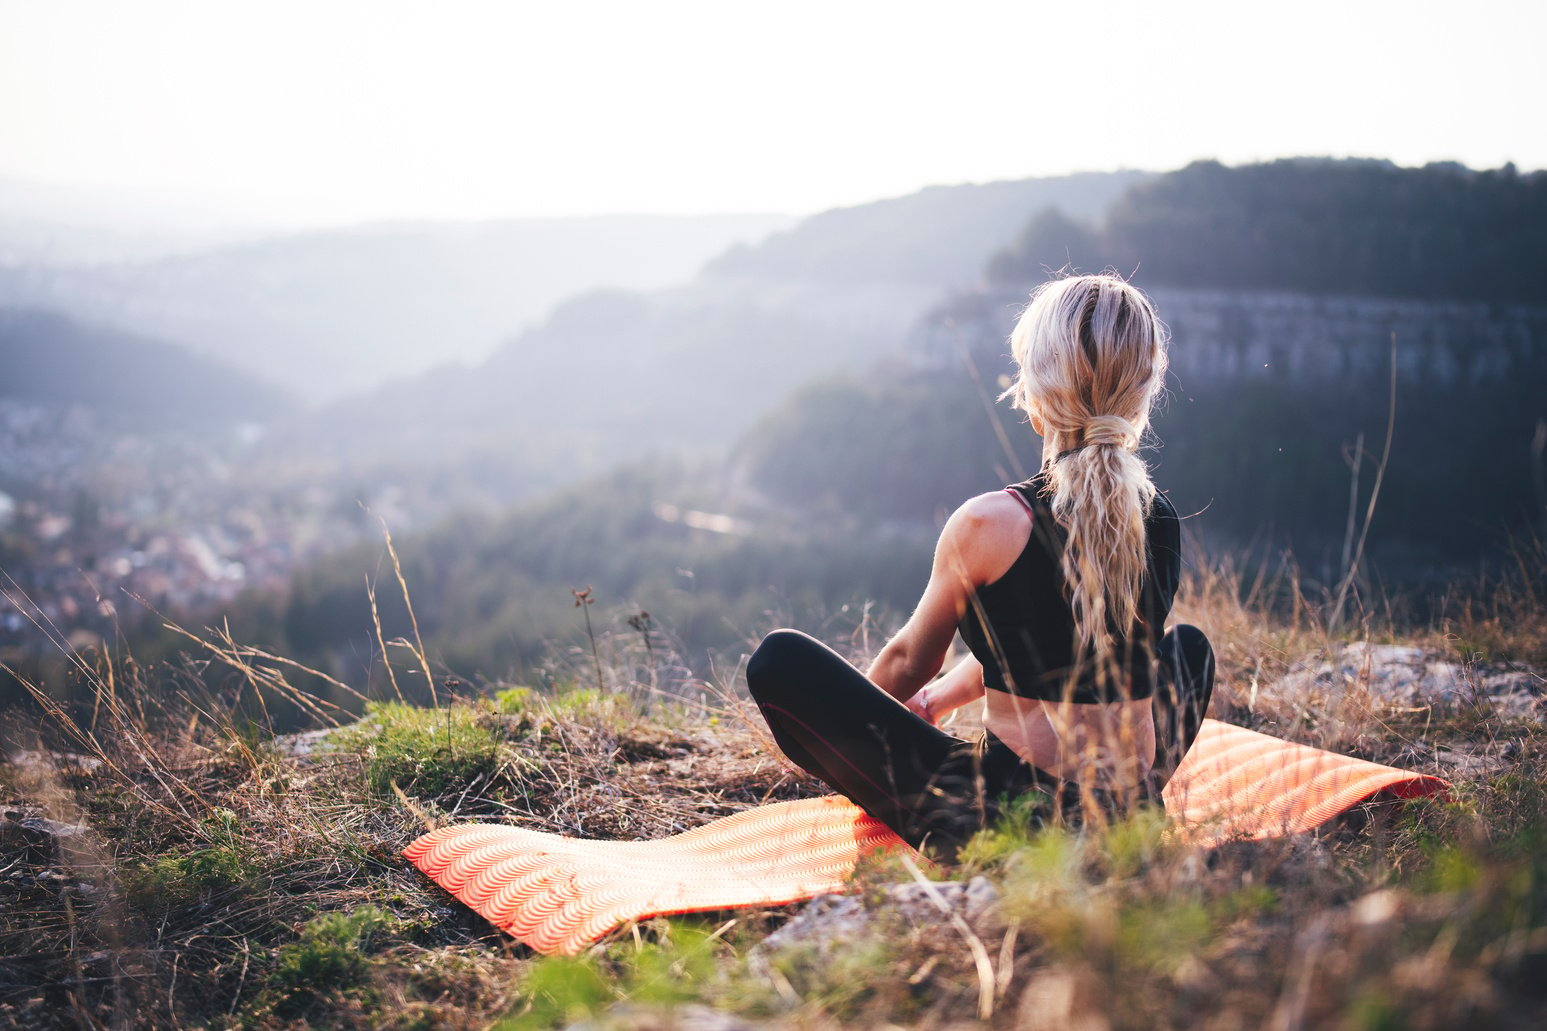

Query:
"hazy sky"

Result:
[[2, 0, 1543, 226]]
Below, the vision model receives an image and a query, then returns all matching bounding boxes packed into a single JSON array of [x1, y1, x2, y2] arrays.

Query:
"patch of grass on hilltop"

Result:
[[2, 550, 1546, 1029], [332, 700, 518, 798]]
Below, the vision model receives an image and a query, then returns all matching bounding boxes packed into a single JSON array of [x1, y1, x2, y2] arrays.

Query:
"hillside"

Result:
[[706, 170, 1150, 286], [0, 307, 291, 424], [221, 160, 1547, 687], [7, 158, 1542, 697], [264, 466, 934, 683], [0, 213, 796, 401], [743, 158, 1547, 570], [257, 171, 1152, 508], [746, 284, 1547, 573], [282, 159, 1547, 527]]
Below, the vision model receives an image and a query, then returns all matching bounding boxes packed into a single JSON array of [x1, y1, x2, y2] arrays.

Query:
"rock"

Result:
[[1275, 642, 1542, 717], [5, 749, 104, 775], [0, 807, 88, 856], [273, 727, 335, 758], [1430, 745, 1513, 778], [758, 876, 1002, 955], [1015, 965, 1112, 1031], [565, 1003, 765, 1030], [1350, 888, 1402, 928]]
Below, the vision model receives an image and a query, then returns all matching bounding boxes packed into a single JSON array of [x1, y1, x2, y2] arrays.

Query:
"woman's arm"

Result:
[[868, 492, 1029, 703], [905, 653, 986, 724], [867, 506, 980, 701]]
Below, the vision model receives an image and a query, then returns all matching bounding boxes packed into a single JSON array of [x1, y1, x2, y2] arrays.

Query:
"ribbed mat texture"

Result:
[[1160, 719, 1447, 846], [405, 718, 1448, 954], [404, 796, 898, 956]]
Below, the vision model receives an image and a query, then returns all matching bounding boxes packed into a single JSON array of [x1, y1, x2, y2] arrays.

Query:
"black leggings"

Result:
[[745, 626, 1214, 859]]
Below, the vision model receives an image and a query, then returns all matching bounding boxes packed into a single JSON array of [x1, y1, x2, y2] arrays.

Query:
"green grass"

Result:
[[495, 923, 728, 1030], [263, 905, 405, 1019], [332, 699, 517, 797]]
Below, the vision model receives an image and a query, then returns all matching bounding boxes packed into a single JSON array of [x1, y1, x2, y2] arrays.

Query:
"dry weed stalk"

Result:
[[1330, 334, 1399, 634]]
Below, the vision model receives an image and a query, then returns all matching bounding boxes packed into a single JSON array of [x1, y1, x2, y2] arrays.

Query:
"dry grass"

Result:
[[2, 551, 1545, 1029], [0, 629, 821, 1029], [1432, 534, 1547, 667]]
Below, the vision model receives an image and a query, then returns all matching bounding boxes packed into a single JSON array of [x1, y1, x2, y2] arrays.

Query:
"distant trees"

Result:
[[989, 159, 1547, 305], [731, 371, 1036, 524], [967, 158, 1547, 572], [986, 208, 1105, 282], [254, 466, 936, 689]]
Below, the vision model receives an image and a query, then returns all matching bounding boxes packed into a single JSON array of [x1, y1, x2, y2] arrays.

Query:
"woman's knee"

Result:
[[747, 628, 877, 715], [746, 628, 825, 701], [1164, 623, 1211, 652], [1162, 624, 1215, 684]]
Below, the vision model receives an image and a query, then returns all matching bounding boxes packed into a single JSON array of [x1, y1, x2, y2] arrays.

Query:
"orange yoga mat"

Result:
[[405, 719, 1448, 955]]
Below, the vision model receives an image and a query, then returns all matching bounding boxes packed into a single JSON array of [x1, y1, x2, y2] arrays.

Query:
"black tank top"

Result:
[[957, 472, 1181, 704]]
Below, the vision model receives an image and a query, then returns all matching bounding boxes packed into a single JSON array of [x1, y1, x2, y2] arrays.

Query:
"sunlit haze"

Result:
[[3, 0, 1542, 227]]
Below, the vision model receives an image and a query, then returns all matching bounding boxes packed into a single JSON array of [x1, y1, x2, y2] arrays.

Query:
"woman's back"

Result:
[[950, 487, 1167, 789], [961, 473, 1181, 703]]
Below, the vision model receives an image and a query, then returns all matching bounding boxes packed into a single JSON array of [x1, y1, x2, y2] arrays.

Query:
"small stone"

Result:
[[757, 877, 1002, 955], [273, 728, 336, 758], [1351, 888, 1402, 927], [6, 750, 104, 775], [1276, 641, 1543, 717], [565, 1002, 765, 1030], [1015, 966, 1111, 1031], [0, 812, 89, 854]]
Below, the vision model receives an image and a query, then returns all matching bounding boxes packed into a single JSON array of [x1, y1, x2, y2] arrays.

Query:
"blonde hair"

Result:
[[1004, 274, 1168, 661]]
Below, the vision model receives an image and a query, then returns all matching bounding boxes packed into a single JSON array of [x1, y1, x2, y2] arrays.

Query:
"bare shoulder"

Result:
[[938, 490, 1035, 583]]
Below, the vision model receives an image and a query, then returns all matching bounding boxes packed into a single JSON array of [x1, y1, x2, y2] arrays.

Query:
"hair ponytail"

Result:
[[1004, 275, 1168, 662], [1047, 431, 1155, 658]]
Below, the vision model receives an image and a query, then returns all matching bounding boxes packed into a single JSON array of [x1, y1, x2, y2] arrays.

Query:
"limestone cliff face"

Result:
[[1151, 289, 1547, 388], [914, 285, 1547, 391]]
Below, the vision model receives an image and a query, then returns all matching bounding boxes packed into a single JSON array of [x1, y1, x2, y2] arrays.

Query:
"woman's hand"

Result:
[[905, 686, 938, 725], [904, 654, 985, 725]]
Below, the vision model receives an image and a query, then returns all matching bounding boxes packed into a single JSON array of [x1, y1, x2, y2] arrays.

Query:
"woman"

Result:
[[745, 273, 1215, 859]]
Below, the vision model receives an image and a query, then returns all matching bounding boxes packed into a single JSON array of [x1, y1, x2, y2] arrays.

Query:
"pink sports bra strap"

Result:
[[1004, 487, 1036, 518]]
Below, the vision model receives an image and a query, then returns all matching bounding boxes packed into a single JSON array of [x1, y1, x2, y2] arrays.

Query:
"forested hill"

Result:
[[0, 307, 292, 424], [209, 159, 1546, 685], [989, 158, 1547, 304], [705, 171, 1150, 287], [291, 156, 1544, 558], [739, 159, 1547, 574], [741, 288, 1547, 572]]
